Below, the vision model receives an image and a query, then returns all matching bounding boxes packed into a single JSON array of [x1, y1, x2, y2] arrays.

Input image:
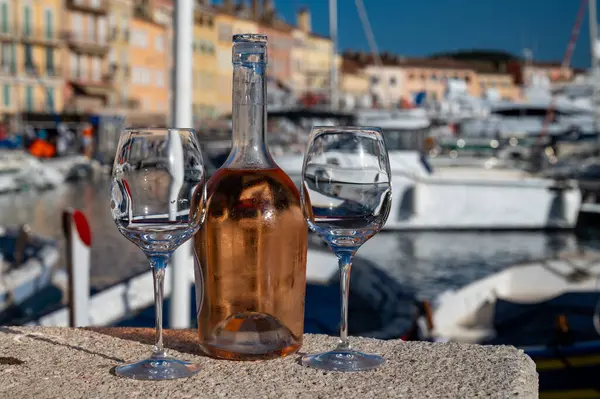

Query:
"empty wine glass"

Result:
[[300, 126, 392, 372], [110, 128, 206, 380]]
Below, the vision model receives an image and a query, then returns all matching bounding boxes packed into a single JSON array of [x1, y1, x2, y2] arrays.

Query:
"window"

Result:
[[218, 23, 232, 42], [156, 70, 164, 87], [109, 14, 116, 38], [121, 15, 128, 40], [90, 0, 100, 8], [72, 14, 82, 38], [155, 35, 164, 52], [87, 15, 94, 41], [109, 47, 116, 63], [80, 55, 88, 79], [92, 57, 101, 81], [389, 76, 397, 86], [1, 1, 8, 34], [25, 86, 33, 111], [1, 43, 11, 72], [431, 74, 438, 81], [46, 87, 54, 111], [23, 44, 33, 72], [70, 53, 78, 78], [370, 75, 379, 85], [131, 29, 148, 48], [3, 84, 9, 106], [46, 48, 54, 75], [97, 17, 106, 44], [23, 4, 31, 37], [143, 97, 151, 110], [45, 9, 53, 39], [120, 48, 128, 65]]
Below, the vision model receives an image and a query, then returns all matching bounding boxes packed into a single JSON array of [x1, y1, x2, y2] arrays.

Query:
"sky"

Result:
[[269, 0, 597, 68]]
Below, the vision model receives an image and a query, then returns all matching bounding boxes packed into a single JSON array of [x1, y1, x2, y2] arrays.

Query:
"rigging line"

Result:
[[355, 0, 391, 106], [355, 0, 382, 67]]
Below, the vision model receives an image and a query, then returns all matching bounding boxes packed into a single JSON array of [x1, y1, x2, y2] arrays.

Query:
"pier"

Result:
[[0, 327, 537, 398]]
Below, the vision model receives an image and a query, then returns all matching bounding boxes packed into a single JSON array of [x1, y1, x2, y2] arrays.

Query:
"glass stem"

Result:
[[149, 256, 168, 358], [337, 252, 353, 351]]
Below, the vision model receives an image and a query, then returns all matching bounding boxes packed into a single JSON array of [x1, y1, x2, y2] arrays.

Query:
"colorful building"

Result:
[[0, 0, 63, 115], [339, 58, 369, 107], [107, 0, 133, 109], [62, 0, 111, 113], [214, 1, 258, 115], [257, 18, 293, 89], [127, 15, 169, 122], [303, 30, 333, 98], [192, 3, 218, 121]]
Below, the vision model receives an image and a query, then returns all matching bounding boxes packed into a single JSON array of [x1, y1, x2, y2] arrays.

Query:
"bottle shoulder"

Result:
[[207, 167, 300, 198]]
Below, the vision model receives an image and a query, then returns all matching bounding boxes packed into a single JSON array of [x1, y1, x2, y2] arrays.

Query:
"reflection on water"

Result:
[[0, 179, 597, 301]]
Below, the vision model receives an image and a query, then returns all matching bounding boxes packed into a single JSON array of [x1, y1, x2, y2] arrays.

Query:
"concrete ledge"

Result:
[[0, 327, 537, 398]]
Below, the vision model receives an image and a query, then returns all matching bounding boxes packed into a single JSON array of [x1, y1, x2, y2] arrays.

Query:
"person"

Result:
[[81, 123, 94, 158]]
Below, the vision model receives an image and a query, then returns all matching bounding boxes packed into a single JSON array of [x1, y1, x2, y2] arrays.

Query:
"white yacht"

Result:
[[274, 114, 582, 230], [0, 150, 92, 194]]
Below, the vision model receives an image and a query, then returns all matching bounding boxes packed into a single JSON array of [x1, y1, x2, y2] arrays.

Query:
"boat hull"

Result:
[[527, 341, 600, 399], [383, 174, 581, 230]]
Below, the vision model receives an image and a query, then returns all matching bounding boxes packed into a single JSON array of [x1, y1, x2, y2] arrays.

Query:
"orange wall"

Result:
[[258, 25, 293, 84], [128, 18, 169, 114]]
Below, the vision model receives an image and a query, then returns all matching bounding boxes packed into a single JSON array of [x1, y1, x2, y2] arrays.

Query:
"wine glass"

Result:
[[110, 128, 206, 380], [300, 126, 392, 372]]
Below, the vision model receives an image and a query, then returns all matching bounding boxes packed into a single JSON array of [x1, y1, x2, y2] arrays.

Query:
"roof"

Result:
[[342, 52, 477, 71]]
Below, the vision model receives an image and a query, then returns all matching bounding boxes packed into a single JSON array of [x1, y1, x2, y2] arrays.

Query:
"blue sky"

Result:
[[269, 0, 596, 68]]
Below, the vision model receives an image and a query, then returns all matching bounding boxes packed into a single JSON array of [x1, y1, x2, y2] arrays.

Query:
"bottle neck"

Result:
[[224, 61, 274, 169]]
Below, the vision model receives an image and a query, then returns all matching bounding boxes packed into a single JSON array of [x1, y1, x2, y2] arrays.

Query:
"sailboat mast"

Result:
[[589, 0, 600, 140], [329, 0, 338, 110]]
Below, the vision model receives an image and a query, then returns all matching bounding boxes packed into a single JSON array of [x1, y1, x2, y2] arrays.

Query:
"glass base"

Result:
[[115, 356, 201, 380], [301, 348, 385, 372]]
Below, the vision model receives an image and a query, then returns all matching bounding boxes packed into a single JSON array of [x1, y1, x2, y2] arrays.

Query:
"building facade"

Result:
[[107, 0, 132, 109], [192, 3, 218, 121], [63, 0, 111, 113], [257, 21, 292, 88], [0, 0, 63, 116], [303, 33, 333, 99], [127, 16, 169, 121], [476, 73, 520, 101], [214, 2, 258, 115]]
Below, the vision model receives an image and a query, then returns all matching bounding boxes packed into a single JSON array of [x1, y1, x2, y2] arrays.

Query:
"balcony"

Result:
[[68, 77, 114, 99], [20, 29, 63, 47], [63, 32, 110, 56], [0, 63, 17, 76], [66, 0, 109, 15], [0, 25, 17, 42]]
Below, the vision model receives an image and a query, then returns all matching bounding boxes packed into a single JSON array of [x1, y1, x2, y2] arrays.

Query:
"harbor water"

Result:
[[1, 177, 599, 333]]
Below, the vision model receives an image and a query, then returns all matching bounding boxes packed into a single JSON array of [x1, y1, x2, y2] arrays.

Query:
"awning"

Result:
[[69, 82, 113, 97]]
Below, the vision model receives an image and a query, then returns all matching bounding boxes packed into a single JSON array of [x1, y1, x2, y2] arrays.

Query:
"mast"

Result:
[[589, 0, 600, 144], [329, 0, 338, 110], [169, 0, 194, 329]]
